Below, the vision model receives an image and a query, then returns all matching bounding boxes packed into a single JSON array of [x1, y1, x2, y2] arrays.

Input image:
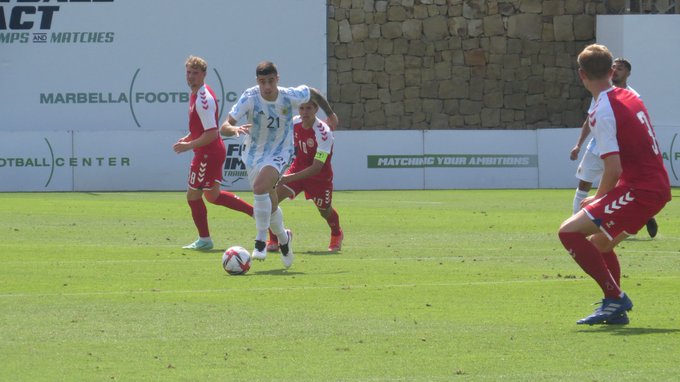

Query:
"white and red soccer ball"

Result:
[[221, 246, 251, 275]]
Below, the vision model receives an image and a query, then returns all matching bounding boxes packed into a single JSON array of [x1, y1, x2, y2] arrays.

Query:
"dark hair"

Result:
[[614, 58, 632, 72], [256, 61, 278, 76]]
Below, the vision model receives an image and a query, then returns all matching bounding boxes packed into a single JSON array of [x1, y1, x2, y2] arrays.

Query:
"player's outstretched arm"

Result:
[[220, 116, 250, 137], [310, 88, 339, 130], [571, 119, 591, 160]]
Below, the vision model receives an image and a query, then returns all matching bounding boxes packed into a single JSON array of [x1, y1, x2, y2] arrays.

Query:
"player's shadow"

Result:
[[252, 269, 305, 276], [301, 250, 343, 256], [578, 326, 680, 335], [178, 249, 225, 255], [623, 236, 655, 242]]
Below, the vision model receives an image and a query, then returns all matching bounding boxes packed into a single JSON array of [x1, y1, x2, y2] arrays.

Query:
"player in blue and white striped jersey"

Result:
[[220, 61, 338, 269]]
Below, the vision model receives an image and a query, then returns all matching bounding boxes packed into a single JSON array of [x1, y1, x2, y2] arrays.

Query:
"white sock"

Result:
[[573, 189, 589, 215], [253, 193, 271, 242], [270, 207, 288, 244]]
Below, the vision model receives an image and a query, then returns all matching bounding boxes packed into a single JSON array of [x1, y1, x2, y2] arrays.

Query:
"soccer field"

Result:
[[1, 190, 679, 381]]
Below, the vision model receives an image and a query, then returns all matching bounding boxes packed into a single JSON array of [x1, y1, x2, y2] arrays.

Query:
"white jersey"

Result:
[[229, 85, 311, 169], [585, 86, 639, 156]]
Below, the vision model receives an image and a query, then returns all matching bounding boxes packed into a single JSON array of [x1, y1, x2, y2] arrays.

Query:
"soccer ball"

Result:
[[222, 246, 251, 275]]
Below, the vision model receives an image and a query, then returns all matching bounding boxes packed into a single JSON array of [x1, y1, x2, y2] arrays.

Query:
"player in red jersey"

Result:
[[558, 44, 671, 325], [266, 100, 344, 252], [173, 56, 253, 250]]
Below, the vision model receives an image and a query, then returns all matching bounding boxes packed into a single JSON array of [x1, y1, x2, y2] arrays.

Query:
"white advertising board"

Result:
[[537, 128, 584, 189], [0, 0, 327, 132], [423, 130, 538, 189], [0, 131, 75, 192], [656, 127, 680, 186], [2, 128, 679, 192], [72, 130, 186, 191], [596, 15, 680, 129], [0, 130, 251, 192], [336, 130, 544, 190], [333, 130, 425, 190]]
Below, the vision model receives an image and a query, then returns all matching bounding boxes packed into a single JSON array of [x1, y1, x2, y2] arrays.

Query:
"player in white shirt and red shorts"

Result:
[[266, 100, 344, 253], [173, 56, 253, 251], [220, 61, 338, 268], [559, 45, 671, 325]]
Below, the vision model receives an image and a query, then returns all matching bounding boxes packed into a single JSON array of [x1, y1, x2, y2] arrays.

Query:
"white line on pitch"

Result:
[[0, 278, 585, 298]]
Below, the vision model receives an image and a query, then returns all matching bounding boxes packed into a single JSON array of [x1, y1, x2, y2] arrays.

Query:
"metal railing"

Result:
[[626, 0, 678, 13]]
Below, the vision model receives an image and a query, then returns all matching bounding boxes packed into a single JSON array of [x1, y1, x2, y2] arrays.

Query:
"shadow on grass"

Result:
[[578, 326, 680, 335], [252, 269, 305, 276], [623, 236, 654, 242], [177, 249, 224, 255], [300, 250, 342, 256]]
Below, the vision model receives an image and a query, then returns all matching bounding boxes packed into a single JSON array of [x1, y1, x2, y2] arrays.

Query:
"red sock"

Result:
[[213, 191, 253, 217], [326, 208, 342, 236], [601, 250, 621, 286], [188, 198, 209, 238], [558, 232, 621, 298]]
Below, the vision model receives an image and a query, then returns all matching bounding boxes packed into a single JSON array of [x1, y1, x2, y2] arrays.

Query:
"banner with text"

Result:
[[0, 0, 327, 132], [2, 128, 679, 192]]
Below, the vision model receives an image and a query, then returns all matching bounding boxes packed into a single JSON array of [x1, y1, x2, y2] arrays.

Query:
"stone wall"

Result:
[[327, 0, 618, 130]]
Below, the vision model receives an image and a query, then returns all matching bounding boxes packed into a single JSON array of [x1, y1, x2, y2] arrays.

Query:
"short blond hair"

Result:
[[577, 44, 612, 80], [185, 55, 207, 72]]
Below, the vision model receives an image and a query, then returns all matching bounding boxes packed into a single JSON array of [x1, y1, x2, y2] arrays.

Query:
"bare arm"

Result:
[[310, 88, 339, 130], [220, 115, 250, 137], [178, 133, 191, 143], [173, 129, 219, 153], [579, 154, 622, 208], [570, 119, 591, 160], [594, 154, 622, 198], [279, 159, 324, 185]]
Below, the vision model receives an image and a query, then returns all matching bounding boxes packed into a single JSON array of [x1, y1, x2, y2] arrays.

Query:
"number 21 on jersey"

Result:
[[267, 116, 280, 129]]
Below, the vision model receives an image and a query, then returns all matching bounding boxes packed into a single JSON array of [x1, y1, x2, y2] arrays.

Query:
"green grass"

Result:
[[1, 190, 679, 381]]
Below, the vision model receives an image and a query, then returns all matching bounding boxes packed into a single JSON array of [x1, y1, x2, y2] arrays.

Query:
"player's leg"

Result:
[[559, 211, 623, 300], [267, 184, 295, 252], [307, 182, 343, 252], [590, 233, 621, 286], [319, 204, 343, 252], [184, 188, 214, 250], [315, 187, 342, 252], [573, 150, 602, 214], [559, 220, 632, 324], [589, 234, 628, 325], [268, 185, 294, 268], [250, 165, 279, 261], [573, 180, 592, 215], [204, 186, 253, 217], [201, 151, 253, 217], [559, 187, 653, 324], [183, 158, 214, 250], [269, 202, 293, 268]]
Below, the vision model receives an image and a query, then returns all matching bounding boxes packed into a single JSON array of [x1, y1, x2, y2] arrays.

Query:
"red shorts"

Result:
[[283, 178, 333, 209], [584, 186, 667, 240], [188, 151, 225, 190]]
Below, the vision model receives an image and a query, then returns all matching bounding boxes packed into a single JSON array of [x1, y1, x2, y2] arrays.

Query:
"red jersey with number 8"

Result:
[[189, 84, 225, 155]]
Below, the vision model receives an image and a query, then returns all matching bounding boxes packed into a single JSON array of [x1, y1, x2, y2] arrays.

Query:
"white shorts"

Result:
[[575, 149, 603, 183], [245, 154, 293, 189]]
